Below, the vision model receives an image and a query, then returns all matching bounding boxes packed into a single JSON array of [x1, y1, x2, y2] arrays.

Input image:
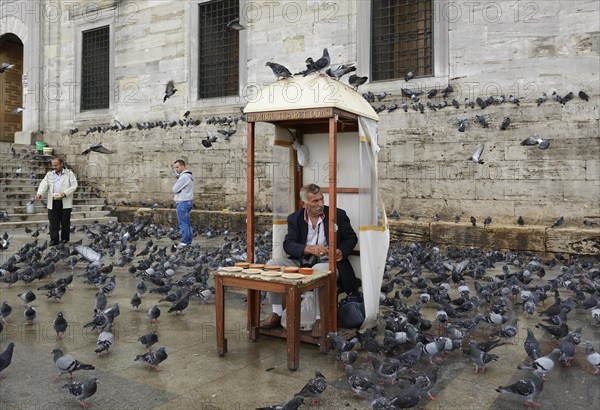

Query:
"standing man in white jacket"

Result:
[[172, 159, 195, 249], [34, 157, 78, 246]]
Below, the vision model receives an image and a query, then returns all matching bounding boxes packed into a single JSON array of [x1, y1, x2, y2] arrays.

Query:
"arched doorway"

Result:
[[0, 33, 23, 142]]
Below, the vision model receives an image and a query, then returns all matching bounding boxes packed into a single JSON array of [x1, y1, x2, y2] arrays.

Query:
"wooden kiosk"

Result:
[[243, 74, 382, 339]]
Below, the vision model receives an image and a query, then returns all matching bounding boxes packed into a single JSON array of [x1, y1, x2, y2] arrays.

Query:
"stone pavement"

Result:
[[0, 227, 599, 410]]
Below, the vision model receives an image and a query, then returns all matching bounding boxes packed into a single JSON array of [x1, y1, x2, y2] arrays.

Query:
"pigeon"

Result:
[[368, 353, 403, 383], [500, 117, 511, 130], [348, 74, 368, 90], [404, 71, 414, 82], [226, 17, 245, 30], [95, 324, 114, 355], [517, 349, 560, 377], [296, 369, 326, 405], [399, 366, 439, 401], [12, 107, 24, 114], [496, 369, 544, 408], [130, 293, 142, 310], [466, 341, 498, 373], [52, 349, 95, 380], [550, 216, 564, 228], [0, 63, 15, 73], [578, 91, 589, 101], [163, 80, 177, 102], [584, 341, 600, 375], [139, 331, 159, 351], [308, 48, 330, 72], [24, 305, 37, 324], [81, 143, 113, 155], [63, 375, 99, 408], [490, 317, 518, 343], [54, 312, 68, 340], [468, 144, 485, 164], [470, 216, 477, 227], [558, 334, 576, 366], [0, 301, 12, 323], [135, 346, 168, 371], [17, 290, 36, 304], [483, 216, 492, 228], [147, 305, 161, 324], [94, 290, 107, 312], [388, 378, 426, 408], [421, 339, 446, 364], [524, 328, 541, 362], [266, 62, 292, 80], [474, 115, 489, 128], [337, 350, 358, 366], [521, 134, 550, 149], [168, 292, 192, 315], [345, 364, 375, 399], [536, 93, 547, 106], [255, 395, 305, 410], [0, 342, 15, 378], [327, 332, 358, 353], [518, 216, 525, 226], [136, 280, 147, 297]]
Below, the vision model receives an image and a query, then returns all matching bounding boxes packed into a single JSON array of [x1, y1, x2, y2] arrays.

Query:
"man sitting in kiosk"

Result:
[[260, 183, 360, 335]]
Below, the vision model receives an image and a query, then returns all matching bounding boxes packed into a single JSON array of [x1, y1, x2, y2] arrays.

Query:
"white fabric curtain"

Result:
[[358, 117, 389, 329]]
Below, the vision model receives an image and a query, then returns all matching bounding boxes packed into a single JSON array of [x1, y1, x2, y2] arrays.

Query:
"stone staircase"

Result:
[[0, 142, 117, 230]]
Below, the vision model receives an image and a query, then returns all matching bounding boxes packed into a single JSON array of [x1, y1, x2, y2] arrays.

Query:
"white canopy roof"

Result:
[[244, 74, 379, 121]]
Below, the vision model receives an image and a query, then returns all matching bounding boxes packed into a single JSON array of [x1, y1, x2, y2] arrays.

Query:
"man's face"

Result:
[[304, 191, 324, 218], [174, 162, 185, 174], [51, 160, 63, 173]]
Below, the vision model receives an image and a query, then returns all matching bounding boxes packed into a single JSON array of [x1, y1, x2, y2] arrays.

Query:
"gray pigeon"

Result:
[[466, 341, 498, 373], [499, 117, 511, 130], [368, 353, 403, 384], [517, 348, 560, 378], [308, 48, 330, 72], [255, 395, 305, 410], [399, 366, 439, 401], [81, 143, 113, 155], [134, 346, 168, 371], [388, 378, 426, 408], [489, 317, 518, 343], [348, 74, 368, 90], [63, 375, 99, 408], [266, 62, 292, 80], [496, 369, 544, 407], [345, 364, 375, 399], [139, 331, 159, 351], [0, 342, 15, 377], [524, 328, 541, 362], [95, 324, 114, 355], [17, 290, 36, 304], [226, 17, 245, 31], [147, 305, 161, 324], [295, 369, 326, 405], [325, 64, 356, 80], [136, 280, 147, 297], [584, 341, 600, 375], [521, 134, 550, 150], [421, 339, 446, 364], [24, 305, 36, 324], [163, 80, 177, 102], [468, 144, 485, 164], [130, 293, 142, 310], [0, 300, 12, 323], [52, 348, 95, 380], [0, 62, 15, 73], [558, 334, 576, 366], [53, 312, 68, 340], [551, 216, 564, 228]]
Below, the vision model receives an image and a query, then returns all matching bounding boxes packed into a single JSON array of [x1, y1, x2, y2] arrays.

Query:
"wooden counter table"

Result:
[[213, 268, 332, 370]]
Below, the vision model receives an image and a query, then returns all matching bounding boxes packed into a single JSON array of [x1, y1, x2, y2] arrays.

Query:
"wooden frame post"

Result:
[[328, 115, 338, 332], [246, 121, 255, 263]]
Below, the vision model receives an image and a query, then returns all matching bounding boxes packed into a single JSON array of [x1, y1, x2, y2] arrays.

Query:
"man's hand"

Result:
[[306, 244, 328, 256], [34, 194, 41, 200], [335, 249, 343, 262], [59, 192, 65, 198]]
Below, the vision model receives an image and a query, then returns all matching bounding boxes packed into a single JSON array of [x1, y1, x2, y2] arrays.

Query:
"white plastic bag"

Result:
[[281, 291, 317, 331], [292, 140, 309, 167]]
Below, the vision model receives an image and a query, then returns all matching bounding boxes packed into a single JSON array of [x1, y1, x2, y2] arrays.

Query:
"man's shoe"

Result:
[[49, 241, 59, 246], [260, 312, 281, 329], [61, 239, 69, 244], [176, 243, 188, 250], [311, 319, 322, 338]]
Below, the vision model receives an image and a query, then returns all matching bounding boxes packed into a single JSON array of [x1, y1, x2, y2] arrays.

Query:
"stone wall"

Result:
[[4, 0, 599, 228]]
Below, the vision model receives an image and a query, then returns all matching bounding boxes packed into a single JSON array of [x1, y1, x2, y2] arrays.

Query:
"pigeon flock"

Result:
[[0, 215, 598, 408]]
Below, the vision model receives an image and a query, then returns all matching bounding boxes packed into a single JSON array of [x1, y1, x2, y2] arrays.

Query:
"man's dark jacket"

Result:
[[283, 206, 358, 294]]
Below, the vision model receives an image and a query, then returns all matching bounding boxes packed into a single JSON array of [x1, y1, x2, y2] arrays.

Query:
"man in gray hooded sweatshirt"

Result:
[[172, 159, 195, 248]]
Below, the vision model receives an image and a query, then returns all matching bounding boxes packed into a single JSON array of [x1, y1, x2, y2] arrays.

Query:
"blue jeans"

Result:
[[176, 201, 193, 245]]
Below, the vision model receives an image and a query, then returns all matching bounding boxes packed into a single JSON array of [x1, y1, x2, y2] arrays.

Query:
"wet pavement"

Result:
[[0, 226, 599, 410]]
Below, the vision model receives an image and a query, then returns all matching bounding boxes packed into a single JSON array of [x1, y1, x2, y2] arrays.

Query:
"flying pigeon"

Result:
[[521, 134, 550, 149], [52, 348, 95, 380], [12, 107, 24, 115], [266, 62, 292, 80], [163, 80, 177, 102], [0, 342, 15, 378], [81, 143, 113, 155], [468, 144, 485, 164], [0, 63, 14, 73], [496, 369, 544, 408], [135, 346, 168, 371], [226, 17, 245, 30], [404, 71, 414, 82], [348, 74, 368, 90], [63, 375, 99, 408]]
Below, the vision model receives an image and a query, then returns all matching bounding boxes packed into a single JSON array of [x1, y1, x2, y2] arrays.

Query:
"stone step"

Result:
[[0, 216, 118, 230], [0, 198, 106, 212]]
